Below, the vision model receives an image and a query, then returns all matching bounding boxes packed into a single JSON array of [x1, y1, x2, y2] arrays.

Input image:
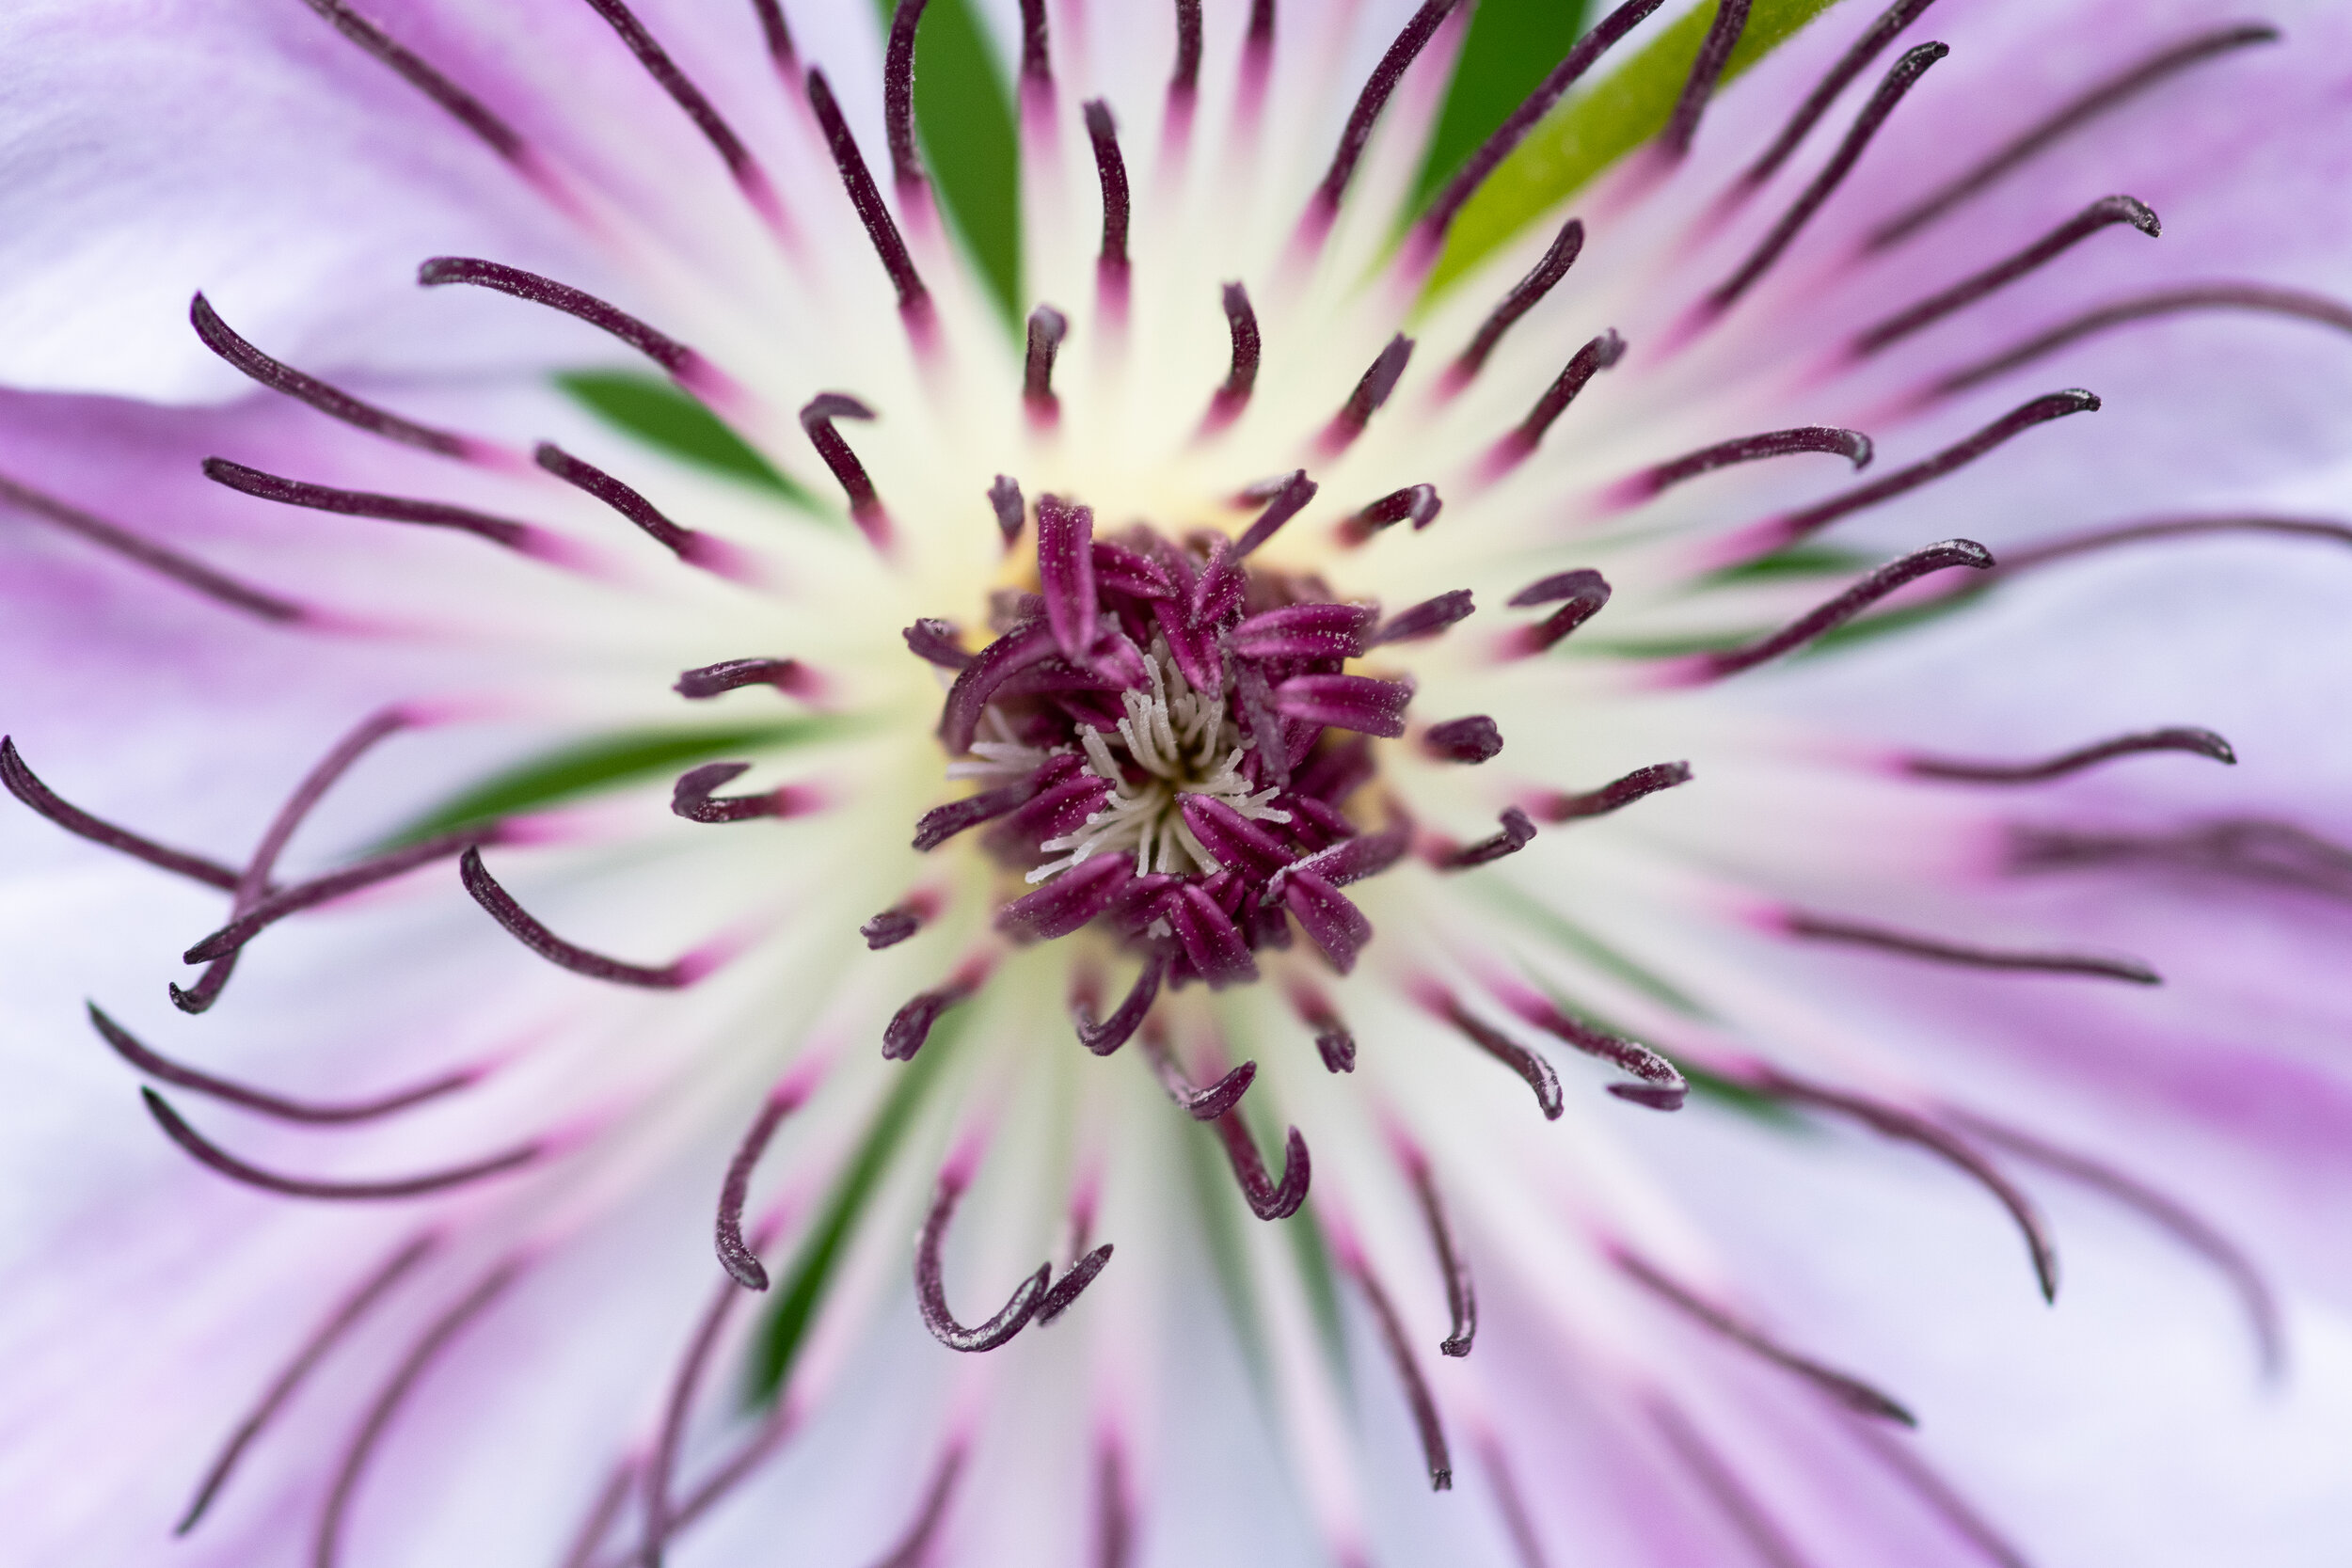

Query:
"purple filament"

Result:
[[419, 258, 701, 378], [1144, 1029, 1257, 1120], [1648, 1400, 1812, 1568], [862, 906, 925, 949], [1073, 950, 1167, 1056], [1215, 1113, 1310, 1219], [296, 0, 528, 166], [1705, 41, 1947, 313], [1018, 0, 1051, 85], [1416, 0, 1668, 250], [1502, 330, 1625, 456], [1927, 284, 2352, 399], [92, 1005, 474, 1125], [885, 0, 932, 190], [1084, 100, 1132, 275], [1617, 1248, 1915, 1422], [884, 977, 978, 1060], [715, 1090, 800, 1290], [799, 392, 889, 540], [1289, 982, 1358, 1073], [875, 1448, 966, 1568], [750, 0, 796, 71], [314, 1263, 519, 1568], [1993, 514, 2352, 578], [1423, 715, 1502, 765], [534, 443, 703, 559], [143, 1087, 539, 1201], [1452, 217, 1582, 384], [675, 657, 814, 700], [1311, 0, 1464, 217], [1906, 725, 2233, 784], [989, 475, 1026, 547], [1438, 997, 1562, 1120], [2010, 816, 2352, 905], [183, 831, 484, 963], [1445, 806, 1537, 869], [1322, 335, 1415, 451], [1624, 427, 1872, 500], [1404, 1156, 1477, 1355], [176, 1232, 437, 1535], [203, 457, 535, 550], [1206, 282, 1262, 427], [1025, 306, 1070, 416], [915, 1175, 1052, 1351], [1233, 470, 1319, 556], [643, 1269, 754, 1568], [1172, 0, 1202, 93], [1867, 23, 2280, 250], [1351, 1260, 1454, 1489], [1537, 760, 1692, 821], [460, 846, 700, 988], [1744, 1066, 2059, 1301], [1035, 1243, 1114, 1325], [1785, 909, 2159, 984], [1855, 196, 2161, 356], [559, 1461, 637, 1568], [1372, 589, 1475, 646], [1691, 539, 1993, 677], [1738, 0, 1937, 188], [1759, 393, 2098, 549], [0, 470, 304, 624], [672, 762, 790, 823], [189, 294, 473, 459], [903, 618, 976, 669], [580, 0, 777, 210], [1342, 483, 1442, 542], [1849, 1423, 2035, 1568], [1659, 0, 1752, 158], [0, 735, 242, 889], [805, 70, 931, 314]]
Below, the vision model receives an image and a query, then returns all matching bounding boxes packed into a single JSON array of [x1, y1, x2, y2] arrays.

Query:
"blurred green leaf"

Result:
[[749, 1022, 959, 1403], [1700, 542, 1875, 583], [388, 718, 849, 845], [870, 0, 1024, 333], [556, 371, 823, 514], [1430, 0, 1846, 293], [1410, 0, 1594, 214], [1681, 1065, 1811, 1127]]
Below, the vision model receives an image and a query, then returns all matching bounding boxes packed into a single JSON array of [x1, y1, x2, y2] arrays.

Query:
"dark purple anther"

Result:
[[1905, 725, 2234, 784], [1500, 990, 1687, 1108], [1171, 0, 1203, 93], [1168, 882, 1259, 987], [459, 846, 704, 988], [941, 621, 1059, 753], [190, 294, 478, 460], [750, 0, 797, 71], [1036, 494, 1099, 660], [1659, 0, 1752, 157], [1340, 483, 1442, 545], [1308, 0, 1464, 223], [673, 762, 806, 824], [1445, 806, 1536, 869], [1216, 1113, 1310, 1219], [1351, 1259, 1454, 1489], [1401, 1154, 1477, 1356], [1269, 673, 1412, 738], [1, 736, 240, 889], [534, 443, 722, 566], [420, 257, 707, 383], [0, 471, 307, 625], [1857, 196, 2159, 356], [1204, 282, 1261, 432], [1492, 330, 1624, 470], [904, 618, 973, 670], [799, 393, 891, 549], [675, 657, 818, 701], [203, 457, 538, 551], [1233, 470, 1317, 557], [998, 853, 1134, 942], [183, 831, 486, 963], [1867, 23, 2277, 250], [715, 1085, 804, 1290], [1143, 1029, 1258, 1119], [1287, 981, 1357, 1072], [914, 1169, 1052, 1351], [1538, 760, 1692, 820], [988, 476, 1025, 547], [806, 69, 932, 320], [1449, 218, 1582, 388], [1025, 306, 1069, 421], [1092, 538, 1176, 597], [1035, 1243, 1113, 1325], [1319, 334, 1415, 455], [1229, 602, 1375, 660], [91, 1004, 475, 1126], [1279, 866, 1375, 973], [1738, 0, 1936, 189], [1073, 950, 1168, 1055], [1084, 100, 1131, 288], [1423, 716, 1502, 764], [1705, 41, 1948, 313], [1615, 427, 1873, 503], [1370, 590, 1472, 646], [580, 0, 783, 227], [884, 975, 979, 1060], [884, 0, 932, 194], [142, 1086, 539, 1201], [861, 907, 924, 949], [297, 0, 530, 167], [1682, 541, 1994, 679], [1432, 992, 1563, 1120], [1783, 910, 2160, 984]]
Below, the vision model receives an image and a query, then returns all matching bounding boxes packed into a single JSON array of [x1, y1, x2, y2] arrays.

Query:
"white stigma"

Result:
[[1027, 641, 1292, 883]]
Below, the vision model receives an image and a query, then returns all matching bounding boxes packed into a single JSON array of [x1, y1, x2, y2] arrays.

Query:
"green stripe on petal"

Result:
[[1429, 0, 1847, 294], [557, 371, 826, 515]]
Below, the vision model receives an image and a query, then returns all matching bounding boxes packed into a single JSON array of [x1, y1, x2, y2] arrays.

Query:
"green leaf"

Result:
[[1429, 0, 1847, 293], [1699, 542, 1876, 583], [747, 1024, 960, 1403], [870, 0, 1024, 334], [556, 371, 824, 514], [1409, 0, 1594, 214], [386, 718, 850, 846], [1681, 1064, 1812, 1128]]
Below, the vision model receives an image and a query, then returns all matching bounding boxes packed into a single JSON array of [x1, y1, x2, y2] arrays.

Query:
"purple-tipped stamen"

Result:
[[1085, 100, 1132, 301], [93, 1005, 474, 1126], [1855, 196, 2161, 356], [1906, 725, 2233, 784], [884, 0, 933, 196], [1306, 0, 1465, 230], [143, 1087, 540, 1201], [989, 475, 1026, 547], [1867, 23, 2280, 250], [1286, 979, 1357, 1072], [1318, 335, 1415, 456], [675, 657, 819, 701], [1400, 1152, 1477, 1356], [1444, 806, 1536, 870], [296, 0, 530, 166], [1142, 1026, 1257, 1120], [1659, 0, 1752, 158], [1025, 306, 1070, 422], [0, 472, 305, 624], [1351, 1258, 1454, 1489], [1422, 715, 1502, 764], [580, 0, 787, 230], [1703, 41, 1948, 314], [672, 762, 812, 824], [1, 735, 241, 890], [1783, 909, 2159, 984], [1232, 469, 1318, 556], [1338, 483, 1441, 545], [1202, 282, 1261, 433], [1448, 217, 1582, 388], [806, 70, 933, 321], [644, 1265, 759, 1568], [1488, 330, 1625, 473], [1424, 989, 1563, 1120], [750, 0, 797, 72], [536, 441, 731, 569], [715, 1086, 804, 1290], [798, 393, 893, 549], [183, 831, 488, 964], [862, 903, 928, 950], [460, 846, 707, 989], [1923, 283, 2352, 400], [1613, 426, 1873, 504], [915, 1172, 1053, 1351], [1036, 1243, 1114, 1325], [1737, 0, 1937, 188], [1215, 1112, 1310, 1219], [202, 457, 541, 553], [1503, 566, 1612, 656], [1171, 0, 1203, 95], [1535, 760, 1692, 821], [1370, 590, 1473, 647], [1677, 540, 1994, 679], [1073, 950, 1168, 1056], [883, 973, 981, 1061], [904, 618, 976, 670], [419, 258, 716, 387], [189, 294, 483, 461], [1036, 494, 1099, 659]]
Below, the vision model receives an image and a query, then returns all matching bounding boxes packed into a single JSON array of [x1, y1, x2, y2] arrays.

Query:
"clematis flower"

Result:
[[7, 0, 2352, 1561]]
